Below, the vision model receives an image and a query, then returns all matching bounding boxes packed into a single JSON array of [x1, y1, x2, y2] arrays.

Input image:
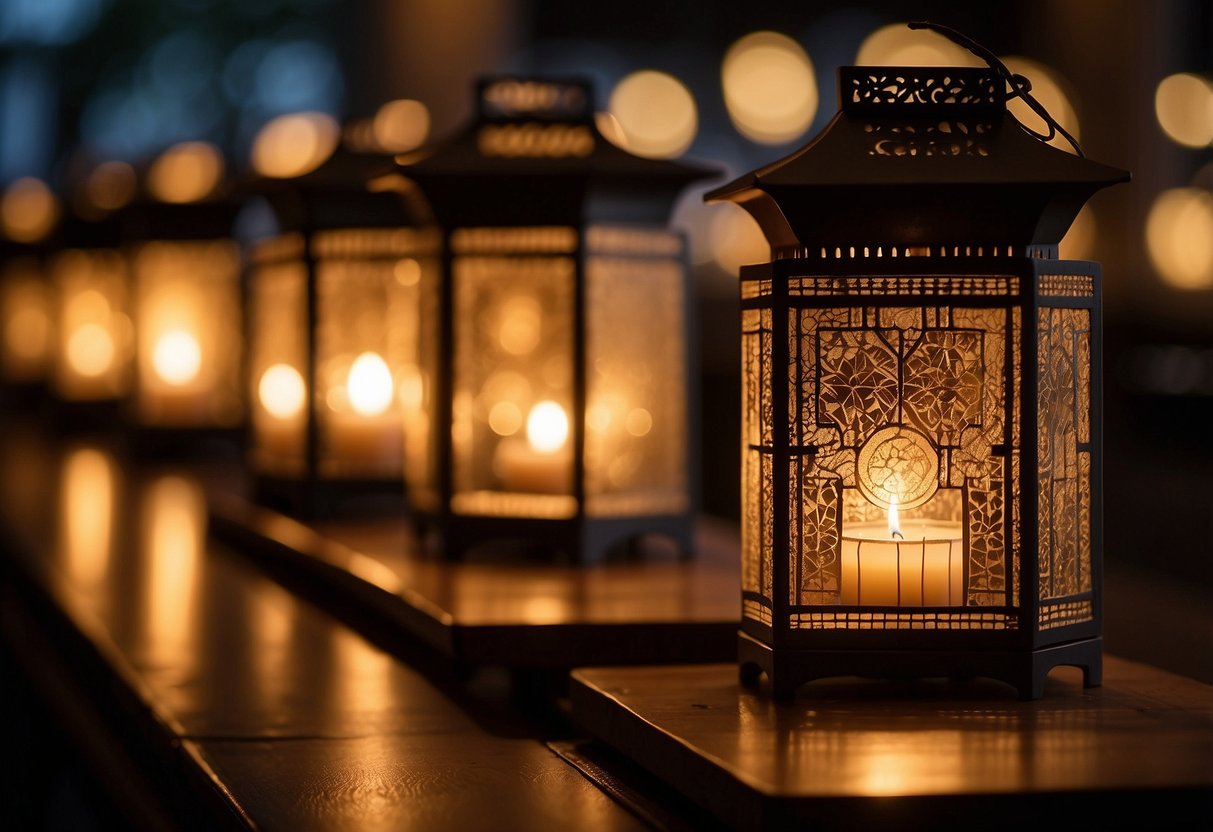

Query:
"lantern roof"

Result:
[[706, 65, 1130, 253], [240, 140, 431, 232], [395, 77, 718, 227]]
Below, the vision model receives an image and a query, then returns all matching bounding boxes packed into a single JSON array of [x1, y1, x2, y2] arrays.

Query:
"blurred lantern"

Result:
[[396, 77, 715, 562], [707, 25, 1129, 699], [50, 173, 134, 414], [0, 177, 59, 396], [243, 113, 438, 517], [123, 142, 243, 444]]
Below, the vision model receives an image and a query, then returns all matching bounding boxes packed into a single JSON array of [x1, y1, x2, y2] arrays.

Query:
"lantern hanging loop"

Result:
[[908, 20, 1086, 158]]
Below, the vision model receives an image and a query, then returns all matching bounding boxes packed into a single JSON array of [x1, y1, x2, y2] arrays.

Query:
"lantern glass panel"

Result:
[[52, 248, 132, 401], [132, 240, 243, 426], [313, 228, 430, 478], [584, 225, 689, 517], [403, 240, 441, 512], [248, 235, 308, 476], [450, 226, 576, 519], [0, 257, 53, 382]]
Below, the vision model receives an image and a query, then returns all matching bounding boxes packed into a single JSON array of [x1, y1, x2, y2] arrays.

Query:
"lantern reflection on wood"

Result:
[[396, 78, 715, 562], [126, 142, 243, 435], [245, 115, 438, 517], [707, 61, 1129, 699]]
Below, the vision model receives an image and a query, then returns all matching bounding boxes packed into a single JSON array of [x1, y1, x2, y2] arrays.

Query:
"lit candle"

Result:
[[325, 351, 402, 469], [841, 498, 964, 606], [142, 322, 209, 423], [257, 362, 306, 459], [493, 400, 572, 493]]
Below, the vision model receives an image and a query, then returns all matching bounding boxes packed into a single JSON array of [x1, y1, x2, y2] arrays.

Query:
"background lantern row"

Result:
[[0, 77, 708, 563]]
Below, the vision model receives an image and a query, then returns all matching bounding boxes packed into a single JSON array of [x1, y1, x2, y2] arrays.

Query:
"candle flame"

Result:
[[346, 352, 394, 417], [888, 497, 904, 540], [526, 400, 569, 454], [152, 329, 202, 385], [258, 363, 306, 420]]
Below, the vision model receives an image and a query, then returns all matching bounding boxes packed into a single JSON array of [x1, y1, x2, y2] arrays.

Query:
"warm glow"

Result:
[[1146, 187, 1213, 290], [259, 363, 306, 419], [1155, 73, 1213, 148], [887, 497, 901, 539], [394, 258, 421, 286], [609, 70, 698, 159], [66, 323, 116, 377], [373, 98, 431, 153], [1, 177, 59, 243], [708, 203, 770, 273], [84, 161, 136, 212], [625, 408, 653, 437], [498, 295, 542, 355], [1002, 57, 1080, 151], [151, 329, 202, 386], [144, 476, 203, 655], [489, 400, 523, 436], [346, 352, 394, 417], [722, 31, 818, 144], [251, 112, 340, 178], [5, 297, 50, 361], [856, 23, 981, 67], [147, 141, 224, 203], [62, 447, 114, 587], [526, 400, 569, 454]]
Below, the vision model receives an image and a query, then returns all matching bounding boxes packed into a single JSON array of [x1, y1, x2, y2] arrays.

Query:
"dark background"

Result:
[[3, 0, 1210, 672]]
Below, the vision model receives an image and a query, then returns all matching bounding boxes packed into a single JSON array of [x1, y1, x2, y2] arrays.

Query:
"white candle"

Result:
[[841, 501, 964, 606], [325, 352, 402, 471], [493, 400, 572, 494]]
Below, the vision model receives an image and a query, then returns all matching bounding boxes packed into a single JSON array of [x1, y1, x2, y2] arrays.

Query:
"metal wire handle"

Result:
[[908, 20, 1086, 157]]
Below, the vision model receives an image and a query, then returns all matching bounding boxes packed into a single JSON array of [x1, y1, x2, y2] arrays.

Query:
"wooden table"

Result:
[[570, 662, 1213, 831], [0, 427, 651, 830]]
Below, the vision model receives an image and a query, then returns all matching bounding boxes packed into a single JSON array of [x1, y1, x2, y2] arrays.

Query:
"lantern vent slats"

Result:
[[311, 227, 440, 259], [451, 226, 578, 255], [789, 610, 1018, 630], [249, 232, 305, 265], [864, 120, 993, 157]]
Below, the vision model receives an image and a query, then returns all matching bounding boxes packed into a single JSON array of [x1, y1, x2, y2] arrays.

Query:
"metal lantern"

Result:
[[244, 125, 438, 517], [708, 60, 1129, 699], [396, 77, 714, 562], [124, 142, 243, 442]]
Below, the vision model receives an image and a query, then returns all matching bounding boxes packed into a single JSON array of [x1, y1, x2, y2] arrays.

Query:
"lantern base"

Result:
[[738, 630, 1102, 701]]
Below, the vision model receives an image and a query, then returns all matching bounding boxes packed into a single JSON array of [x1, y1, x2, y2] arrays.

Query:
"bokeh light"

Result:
[[708, 204, 770, 275], [251, 111, 339, 178], [258, 363, 306, 419], [1155, 73, 1213, 149], [1, 177, 59, 243], [372, 99, 430, 153], [1059, 204, 1098, 261], [152, 329, 202, 386], [83, 161, 136, 213], [608, 70, 697, 159], [1001, 56, 1080, 151], [856, 23, 981, 67], [147, 141, 224, 203], [1145, 187, 1213, 291], [722, 31, 817, 145]]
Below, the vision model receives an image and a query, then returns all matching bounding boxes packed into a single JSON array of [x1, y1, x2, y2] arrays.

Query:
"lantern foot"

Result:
[[738, 631, 1103, 700]]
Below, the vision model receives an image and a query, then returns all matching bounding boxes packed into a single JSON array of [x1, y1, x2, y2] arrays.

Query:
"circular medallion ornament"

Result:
[[856, 426, 939, 510]]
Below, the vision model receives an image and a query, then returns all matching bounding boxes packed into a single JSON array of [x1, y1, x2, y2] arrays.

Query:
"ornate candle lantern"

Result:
[[124, 142, 243, 441], [0, 177, 59, 395], [708, 34, 1129, 698], [244, 114, 438, 517], [396, 78, 714, 562]]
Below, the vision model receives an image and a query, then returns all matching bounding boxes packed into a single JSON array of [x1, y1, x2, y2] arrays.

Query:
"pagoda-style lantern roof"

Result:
[[707, 65, 1130, 254], [395, 77, 717, 227]]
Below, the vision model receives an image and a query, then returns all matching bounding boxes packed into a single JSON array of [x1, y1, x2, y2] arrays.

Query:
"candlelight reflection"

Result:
[[59, 447, 117, 589], [142, 476, 205, 658]]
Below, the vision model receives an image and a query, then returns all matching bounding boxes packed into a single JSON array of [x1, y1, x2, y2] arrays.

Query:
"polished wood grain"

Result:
[[571, 661, 1213, 831], [207, 490, 740, 669], [0, 425, 650, 831]]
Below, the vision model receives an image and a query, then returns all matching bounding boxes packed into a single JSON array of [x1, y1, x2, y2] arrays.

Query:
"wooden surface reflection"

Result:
[[0, 427, 649, 830], [208, 492, 740, 668], [571, 662, 1213, 831]]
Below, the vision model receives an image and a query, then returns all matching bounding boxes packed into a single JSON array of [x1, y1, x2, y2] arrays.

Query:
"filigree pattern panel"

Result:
[[794, 473, 841, 604], [967, 471, 1007, 606], [1037, 306, 1093, 606], [741, 308, 766, 601], [817, 329, 900, 445]]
